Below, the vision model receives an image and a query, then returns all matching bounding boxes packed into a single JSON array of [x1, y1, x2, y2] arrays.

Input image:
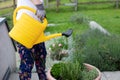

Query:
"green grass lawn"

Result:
[[0, 0, 13, 9], [0, 7, 13, 29], [46, 3, 120, 36], [0, 1, 120, 36], [84, 9, 120, 35]]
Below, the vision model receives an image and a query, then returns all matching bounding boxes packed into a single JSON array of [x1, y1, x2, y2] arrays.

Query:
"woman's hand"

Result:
[[36, 4, 46, 20]]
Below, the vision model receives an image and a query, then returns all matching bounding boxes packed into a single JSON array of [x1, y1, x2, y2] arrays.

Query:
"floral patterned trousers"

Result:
[[17, 42, 47, 80]]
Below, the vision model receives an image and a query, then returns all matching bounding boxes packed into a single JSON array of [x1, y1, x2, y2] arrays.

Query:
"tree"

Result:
[[13, 0, 16, 8]]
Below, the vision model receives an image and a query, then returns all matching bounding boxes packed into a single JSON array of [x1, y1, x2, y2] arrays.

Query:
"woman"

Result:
[[16, 0, 47, 80]]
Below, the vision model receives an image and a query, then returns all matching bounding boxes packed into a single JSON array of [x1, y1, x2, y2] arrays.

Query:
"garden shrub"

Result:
[[51, 62, 65, 79], [70, 13, 90, 24], [60, 61, 82, 80], [51, 61, 83, 80], [74, 29, 120, 71], [82, 68, 98, 80], [49, 37, 69, 60], [51, 61, 99, 80]]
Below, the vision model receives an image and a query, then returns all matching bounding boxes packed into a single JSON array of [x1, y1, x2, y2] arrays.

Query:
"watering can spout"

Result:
[[35, 33, 62, 44], [35, 29, 73, 44]]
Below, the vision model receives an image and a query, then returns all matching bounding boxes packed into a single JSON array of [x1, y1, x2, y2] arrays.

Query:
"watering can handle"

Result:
[[13, 6, 37, 25]]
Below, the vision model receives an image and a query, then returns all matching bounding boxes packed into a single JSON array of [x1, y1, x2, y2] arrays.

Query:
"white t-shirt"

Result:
[[16, 0, 39, 21]]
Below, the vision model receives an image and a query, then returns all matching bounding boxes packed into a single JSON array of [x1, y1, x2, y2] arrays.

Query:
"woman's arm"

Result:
[[16, 0, 38, 20]]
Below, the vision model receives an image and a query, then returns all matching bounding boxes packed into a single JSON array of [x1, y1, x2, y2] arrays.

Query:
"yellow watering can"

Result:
[[9, 6, 73, 48]]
